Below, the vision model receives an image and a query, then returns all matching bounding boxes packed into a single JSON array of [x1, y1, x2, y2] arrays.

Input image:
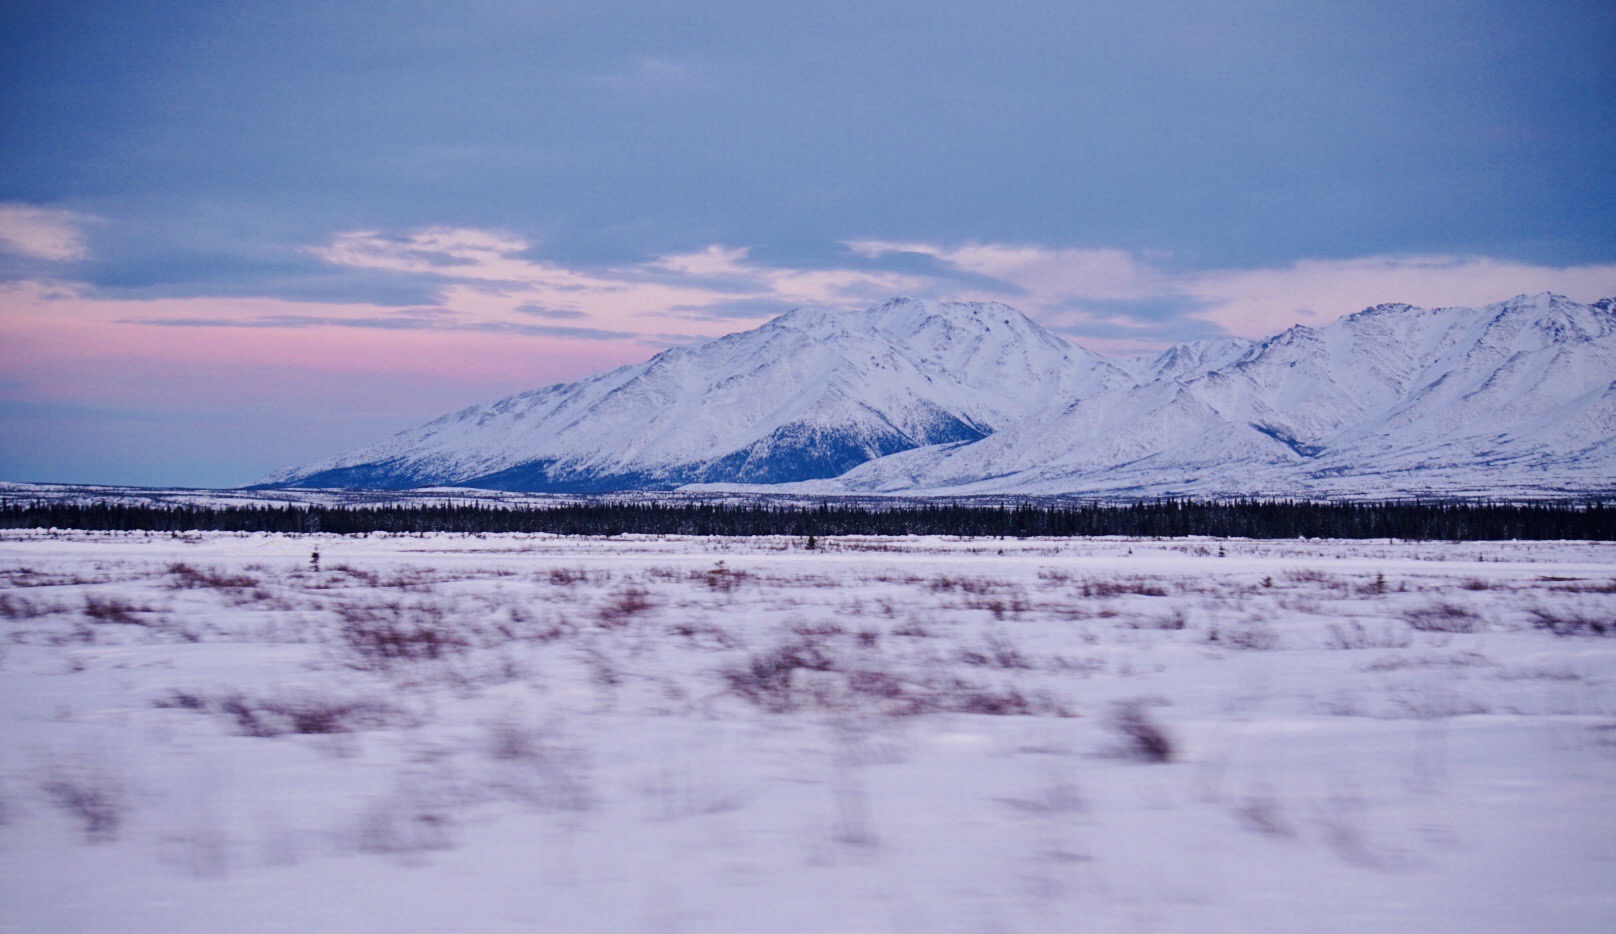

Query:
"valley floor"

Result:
[[1, 532, 1613, 932]]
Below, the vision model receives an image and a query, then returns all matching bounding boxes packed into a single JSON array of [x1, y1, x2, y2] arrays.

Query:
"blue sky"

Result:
[[2, 1, 1614, 486]]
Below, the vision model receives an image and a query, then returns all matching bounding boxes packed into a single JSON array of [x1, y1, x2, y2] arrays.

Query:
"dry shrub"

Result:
[[963, 592, 1030, 619], [40, 762, 127, 842], [722, 643, 1067, 718], [1564, 580, 1616, 594], [597, 587, 653, 628], [722, 641, 836, 712], [157, 689, 403, 737], [790, 619, 845, 639], [221, 695, 398, 737], [1403, 602, 1484, 633], [166, 562, 258, 591], [1537, 576, 1616, 594], [957, 632, 1033, 669], [1283, 568, 1333, 584], [1131, 608, 1188, 630], [667, 620, 739, 648], [1364, 651, 1493, 672], [1110, 700, 1174, 763], [0, 593, 49, 620], [949, 685, 1042, 716], [891, 619, 932, 638], [1232, 788, 1295, 837], [1082, 578, 1168, 598], [152, 690, 210, 711], [376, 569, 440, 593], [1206, 622, 1280, 650], [882, 674, 1068, 718], [338, 601, 468, 669], [83, 595, 144, 625], [1528, 607, 1613, 637], [325, 564, 381, 587], [845, 668, 905, 699], [1324, 621, 1411, 650], [930, 576, 1012, 595], [699, 562, 750, 593]]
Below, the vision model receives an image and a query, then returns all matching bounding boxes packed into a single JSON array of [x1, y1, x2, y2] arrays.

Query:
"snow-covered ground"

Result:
[[1, 531, 1613, 932]]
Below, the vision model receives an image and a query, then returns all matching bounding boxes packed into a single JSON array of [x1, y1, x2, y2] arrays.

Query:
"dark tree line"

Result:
[[1, 499, 1611, 540]]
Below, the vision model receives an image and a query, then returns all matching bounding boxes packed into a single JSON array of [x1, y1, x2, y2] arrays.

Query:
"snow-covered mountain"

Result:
[[262, 293, 1616, 499], [260, 298, 1127, 491], [783, 292, 1616, 498]]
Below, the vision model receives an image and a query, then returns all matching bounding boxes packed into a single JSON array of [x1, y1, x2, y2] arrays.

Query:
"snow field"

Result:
[[1, 531, 1613, 932]]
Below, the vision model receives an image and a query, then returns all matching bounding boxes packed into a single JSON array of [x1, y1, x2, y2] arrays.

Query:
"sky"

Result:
[[2, 1, 1614, 487]]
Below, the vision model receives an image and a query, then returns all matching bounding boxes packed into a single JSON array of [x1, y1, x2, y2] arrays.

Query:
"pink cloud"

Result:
[[1186, 255, 1616, 335], [847, 239, 1616, 341], [309, 228, 931, 335], [0, 282, 645, 408]]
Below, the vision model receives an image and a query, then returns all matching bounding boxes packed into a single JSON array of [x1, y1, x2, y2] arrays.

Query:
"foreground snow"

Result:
[[1, 532, 1613, 932]]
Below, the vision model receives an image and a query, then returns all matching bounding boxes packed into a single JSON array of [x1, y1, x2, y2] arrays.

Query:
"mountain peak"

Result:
[[264, 292, 1615, 499], [867, 296, 1019, 323], [1355, 301, 1421, 317], [766, 297, 1055, 346]]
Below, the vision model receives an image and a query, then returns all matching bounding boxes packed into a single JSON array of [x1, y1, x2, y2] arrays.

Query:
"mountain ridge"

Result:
[[262, 292, 1616, 498]]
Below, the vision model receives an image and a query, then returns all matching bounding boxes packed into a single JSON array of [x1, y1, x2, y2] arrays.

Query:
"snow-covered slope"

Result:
[[261, 298, 1126, 491], [264, 292, 1616, 498], [801, 293, 1616, 498]]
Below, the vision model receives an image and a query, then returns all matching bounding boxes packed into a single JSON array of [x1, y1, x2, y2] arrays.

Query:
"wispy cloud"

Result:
[[248, 228, 1616, 351], [846, 240, 1160, 302], [305, 227, 930, 340], [12, 224, 1616, 373], [1184, 255, 1616, 334], [848, 239, 1616, 344], [0, 203, 92, 262]]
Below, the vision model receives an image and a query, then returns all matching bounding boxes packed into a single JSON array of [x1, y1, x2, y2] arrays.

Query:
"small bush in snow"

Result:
[[1324, 621, 1411, 650], [39, 763, 127, 842], [1109, 700, 1174, 763], [1402, 602, 1484, 633], [597, 587, 654, 628], [1528, 607, 1613, 637], [723, 641, 836, 712], [166, 562, 258, 591], [82, 595, 144, 625], [1206, 622, 1280, 651], [156, 689, 402, 737], [0, 594, 49, 620], [957, 632, 1033, 669], [1082, 578, 1168, 598], [338, 600, 468, 669]]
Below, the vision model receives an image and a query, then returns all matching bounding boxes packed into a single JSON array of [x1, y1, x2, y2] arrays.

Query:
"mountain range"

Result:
[[261, 292, 1616, 499]]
